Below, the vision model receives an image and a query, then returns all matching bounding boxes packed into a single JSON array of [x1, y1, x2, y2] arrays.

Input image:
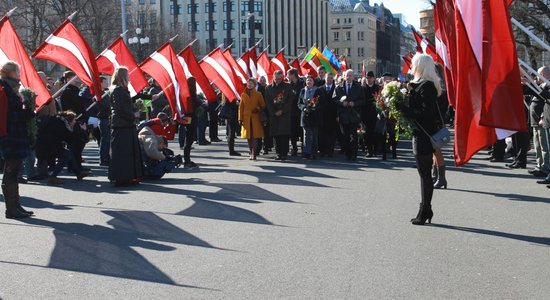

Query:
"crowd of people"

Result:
[[1, 52, 549, 224]]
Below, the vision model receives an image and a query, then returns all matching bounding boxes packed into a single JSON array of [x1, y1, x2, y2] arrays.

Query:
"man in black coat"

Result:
[[333, 69, 365, 161], [288, 68, 305, 156], [362, 71, 380, 157], [265, 70, 294, 161], [317, 72, 337, 157]]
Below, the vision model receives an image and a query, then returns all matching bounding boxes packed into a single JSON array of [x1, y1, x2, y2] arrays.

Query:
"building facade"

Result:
[[329, 1, 377, 74], [419, 8, 435, 43]]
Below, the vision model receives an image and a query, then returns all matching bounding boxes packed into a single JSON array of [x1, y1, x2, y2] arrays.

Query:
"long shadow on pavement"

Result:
[[447, 188, 550, 204], [431, 224, 550, 247], [19, 210, 225, 288]]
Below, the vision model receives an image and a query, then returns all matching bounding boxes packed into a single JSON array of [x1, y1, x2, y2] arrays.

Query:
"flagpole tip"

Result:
[[68, 11, 78, 21], [6, 7, 17, 17], [169, 34, 179, 43]]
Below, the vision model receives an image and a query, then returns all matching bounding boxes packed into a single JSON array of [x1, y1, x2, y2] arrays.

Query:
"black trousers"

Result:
[[364, 119, 377, 155], [2, 159, 22, 185], [512, 131, 530, 164], [415, 154, 434, 207], [290, 114, 302, 153], [318, 125, 337, 155], [183, 121, 197, 163], [227, 118, 238, 152], [274, 135, 290, 158], [208, 104, 219, 140], [493, 139, 506, 159], [340, 123, 359, 159]]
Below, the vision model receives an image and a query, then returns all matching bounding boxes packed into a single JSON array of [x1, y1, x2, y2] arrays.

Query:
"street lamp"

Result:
[[128, 28, 150, 61]]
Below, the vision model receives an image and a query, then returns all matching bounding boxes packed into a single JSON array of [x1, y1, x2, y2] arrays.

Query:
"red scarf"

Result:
[[0, 85, 8, 137]]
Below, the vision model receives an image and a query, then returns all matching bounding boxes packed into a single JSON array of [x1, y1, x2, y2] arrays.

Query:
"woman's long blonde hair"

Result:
[[411, 53, 442, 96], [110, 66, 129, 90]]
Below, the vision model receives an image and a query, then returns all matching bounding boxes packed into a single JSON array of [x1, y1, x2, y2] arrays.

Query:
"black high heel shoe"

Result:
[[411, 205, 433, 225]]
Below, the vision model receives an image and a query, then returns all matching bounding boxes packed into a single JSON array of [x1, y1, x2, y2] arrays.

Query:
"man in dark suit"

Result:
[[314, 66, 327, 87], [318, 72, 337, 157], [333, 69, 365, 161], [362, 71, 380, 157], [265, 70, 294, 161]]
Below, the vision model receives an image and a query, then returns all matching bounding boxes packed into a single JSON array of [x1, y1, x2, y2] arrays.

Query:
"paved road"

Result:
[[1, 137, 549, 299]]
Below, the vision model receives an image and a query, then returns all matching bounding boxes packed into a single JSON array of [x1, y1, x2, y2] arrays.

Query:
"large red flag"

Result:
[[271, 50, 290, 75], [200, 48, 244, 101], [33, 19, 101, 98], [480, 0, 526, 131], [223, 49, 248, 84], [436, 0, 459, 108], [0, 16, 51, 109], [96, 37, 148, 97], [289, 58, 304, 76], [256, 51, 273, 83], [453, 0, 496, 166], [140, 42, 191, 119], [238, 50, 251, 77], [178, 46, 218, 102]]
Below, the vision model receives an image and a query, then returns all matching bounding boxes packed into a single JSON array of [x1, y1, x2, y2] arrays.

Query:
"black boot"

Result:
[[3, 184, 30, 219], [411, 204, 433, 225], [228, 139, 241, 156], [14, 184, 34, 216], [433, 166, 448, 189]]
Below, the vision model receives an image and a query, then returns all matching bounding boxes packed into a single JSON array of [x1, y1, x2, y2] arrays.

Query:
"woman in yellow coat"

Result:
[[239, 78, 266, 160]]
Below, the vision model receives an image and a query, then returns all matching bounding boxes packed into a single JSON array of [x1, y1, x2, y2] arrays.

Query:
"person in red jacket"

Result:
[[147, 112, 176, 141]]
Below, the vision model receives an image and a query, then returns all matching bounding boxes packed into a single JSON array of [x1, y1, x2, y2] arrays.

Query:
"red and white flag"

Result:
[[96, 36, 148, 97], [401, 53, 413, 75], [223, 49, 248, 84], [289, 58, 304, 76], [256, 51, 273, 83], [412, 27, 443, 65], [271, 50, 290, 75], [248, 46, 258, 78], [340, 55, 348, 72], [0, 15, 51, 109], [435, 0, 458, 108], [178, 45, 218, 102], [238, 49, 251, 77], [33, 18, 101, 98], [200, 48, 244, 101], [140, 42, 191, 119], [300, 56, 320, 78]]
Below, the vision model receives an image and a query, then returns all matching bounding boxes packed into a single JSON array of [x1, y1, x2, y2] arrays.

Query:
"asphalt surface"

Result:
[[1, 134, 549, 299]]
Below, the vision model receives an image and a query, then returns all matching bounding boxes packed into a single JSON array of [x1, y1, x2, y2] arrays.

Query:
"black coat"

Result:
[[109, 86, 143, 181], [333, 81, 365, 125], [35, 115, 83, 160], [0, 79, 32, 160], [60, 85, 93, 119], [400, 80, 439, 155], [362, 83, 380, 125], [318, 84, 337, 130], [265, 82, 294, 136]]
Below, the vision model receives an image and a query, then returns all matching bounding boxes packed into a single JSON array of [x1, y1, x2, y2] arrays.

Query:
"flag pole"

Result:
[[50, 76, 78, 99], [67, 11, 78, 21], [519, 59, 550, 87], [511, 18, 550, 53], [5, 7, 17, 17], [519, 67, 542, 93], [169, 34, 179, 43]]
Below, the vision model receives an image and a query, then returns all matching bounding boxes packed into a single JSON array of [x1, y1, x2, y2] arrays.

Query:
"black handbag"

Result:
[[217, 103, 233, 120]]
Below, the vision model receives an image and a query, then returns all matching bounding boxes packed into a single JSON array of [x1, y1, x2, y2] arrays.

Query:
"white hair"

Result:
[[344, 69, 354, 77], [411, 53, 442, 96]]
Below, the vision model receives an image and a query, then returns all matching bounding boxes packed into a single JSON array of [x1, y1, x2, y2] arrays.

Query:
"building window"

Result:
[[187, 3, 198, 14], [255, 20, 263, 34], [241, 20, 248, 34], [333, 18, 340, 25], [150, 0, 156, 4], [224, 38, 234, 48], [139, 0, 145, 4], [334, 48, 339, 56], [188, 21, 199, 32], [150, 12, 156, 24], [358, 47, 365, 57], [345, 48, 351, 56], [359, 18, 364, 24], [206, 39, 218, 47], [333, 32, 339, 41], [223, 1, 235, 12], [345, 32, 351, 41], [358, 31, 364, 41], [223, 20, 234, 30], [241, 2, 250, 12], [205, 20, 218, 31], [170, 4, 182, 15], [205, 2, 218, 13], [138, 12, 145, 25], [254, 1, 263, 13]]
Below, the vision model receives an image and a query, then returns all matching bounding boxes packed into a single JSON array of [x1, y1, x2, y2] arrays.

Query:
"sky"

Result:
[[370, 0, 433, 29]]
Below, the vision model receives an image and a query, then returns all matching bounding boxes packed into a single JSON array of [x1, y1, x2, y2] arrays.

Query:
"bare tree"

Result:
[[510, 0, 550, 67]]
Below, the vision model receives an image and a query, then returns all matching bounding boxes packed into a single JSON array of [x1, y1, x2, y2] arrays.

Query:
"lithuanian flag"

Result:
[[302, 46, 338, 75]]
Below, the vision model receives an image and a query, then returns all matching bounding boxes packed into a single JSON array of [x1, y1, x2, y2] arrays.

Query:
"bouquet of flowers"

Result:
[[273, 92, 285, 110], [378, 81, 415, 137], [304, 96, 319, 115]]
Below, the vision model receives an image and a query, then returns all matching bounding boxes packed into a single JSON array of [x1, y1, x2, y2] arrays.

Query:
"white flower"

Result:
[[340, 96, 347, 103]]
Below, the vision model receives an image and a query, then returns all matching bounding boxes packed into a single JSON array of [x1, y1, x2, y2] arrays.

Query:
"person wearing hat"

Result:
[[146, 112, 176, 141], [362, 71, 381, 157]]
